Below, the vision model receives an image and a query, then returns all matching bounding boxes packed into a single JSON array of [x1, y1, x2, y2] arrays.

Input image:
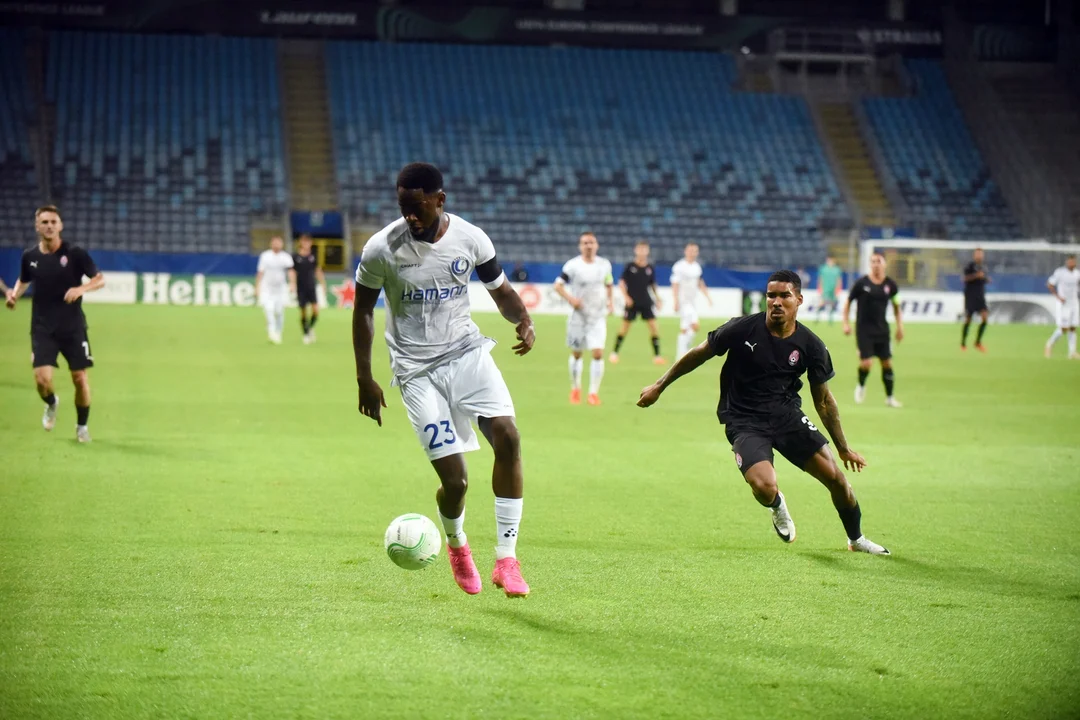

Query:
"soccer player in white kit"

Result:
[[554, 232, 613, 406], [255, 236, 296, 344], [1045, 255, 1080, 359], [671, 243, 712, 360], [353, 163, 536, 598]]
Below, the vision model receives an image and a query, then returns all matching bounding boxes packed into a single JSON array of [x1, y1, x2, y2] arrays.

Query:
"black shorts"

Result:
[[297, 286, 318, 308], [964, 296, 988, 315], [623, 304, 656, 322], [31, 327, 94, 371], [724, 413, 829, 474], [857, 333, 891, 361]]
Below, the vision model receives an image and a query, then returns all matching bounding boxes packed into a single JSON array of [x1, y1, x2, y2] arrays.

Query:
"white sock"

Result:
[[494, 497, 522, 560], [263, 305, 275, 334], [276, 308, 287, 335], [1048, 328, 1063, 347], [569, 355, 583, 389], [439, 510, 467, 549], [589, 358, 604, 395], [677, 331, 693, 358], [1069, 331, 1077, 355]]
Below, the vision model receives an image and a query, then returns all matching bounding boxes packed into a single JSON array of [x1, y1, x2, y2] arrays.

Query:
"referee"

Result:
[[610, 241, 665, 365], [5, 206, 105, 442]]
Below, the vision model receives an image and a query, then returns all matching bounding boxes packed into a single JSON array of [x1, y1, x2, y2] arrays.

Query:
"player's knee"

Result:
[[490, 419, 521, 460], [71, 369, 89, 387], [881, 359, 893, 370], [591, 349, 603, 361], [743, 468, 776, 497]]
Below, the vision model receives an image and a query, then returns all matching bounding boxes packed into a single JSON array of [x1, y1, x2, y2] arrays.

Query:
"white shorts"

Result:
[[567, 314, 606, 351], [1059, 301, 1080, 328], [679, 306, 700, 332], [399, 344, 516, 461], [260, 290, 287, 312]]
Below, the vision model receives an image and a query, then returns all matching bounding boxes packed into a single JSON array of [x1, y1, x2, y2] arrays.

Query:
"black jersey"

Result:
[[848, 275, 899, 338], [19, 241, 98, 334], [620, 262, 656, 307], [963, 261, 987, 300], [292, 252, 319, 291], [707, 313, 834, 425]]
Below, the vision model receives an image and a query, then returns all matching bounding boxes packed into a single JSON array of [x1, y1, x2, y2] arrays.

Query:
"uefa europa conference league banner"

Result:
[[84, 272, 1061, 324]]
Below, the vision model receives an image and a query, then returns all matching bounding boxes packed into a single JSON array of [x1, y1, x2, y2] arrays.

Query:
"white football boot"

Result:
[[770, 491, 796, 543], [848, 536, 890, 555]]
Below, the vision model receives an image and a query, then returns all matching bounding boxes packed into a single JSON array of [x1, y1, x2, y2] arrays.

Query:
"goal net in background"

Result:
[[855, 238, 1080, 324]]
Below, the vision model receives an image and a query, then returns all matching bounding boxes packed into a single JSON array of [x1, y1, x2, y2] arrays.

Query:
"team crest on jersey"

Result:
[[788, 350, 800, 366], [60, 255, 68, 267], [735, 452, 743, 468], [450, 256, 470, 276]]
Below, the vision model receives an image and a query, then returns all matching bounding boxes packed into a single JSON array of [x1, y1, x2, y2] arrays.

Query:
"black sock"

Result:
[[650, 336, 660, 356], [768, 492, 782, 509], [883, 368, 895, 397], [309, 314, 318, 329], [613, 334, 625, 353], [76, 405, 90, 426], [301, 316, 309, 333], [858, 368, 869, 387], [837, 502, 862, 542], [43, 393, 56, 406], [961, 321, 970, 346], [976, 321, 986, 345]]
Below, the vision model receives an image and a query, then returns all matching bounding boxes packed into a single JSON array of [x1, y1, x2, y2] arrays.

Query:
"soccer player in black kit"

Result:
[[5, 206, 105, 443], [960, 247, 990, 352], [610, 241, 665, 365], [637, 270, 888, 554], [292, 234, 326, 345], [843, 252, 904, 408]]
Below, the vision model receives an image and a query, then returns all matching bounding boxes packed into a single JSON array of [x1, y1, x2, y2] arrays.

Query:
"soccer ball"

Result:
[[384, 514, 442, 570]]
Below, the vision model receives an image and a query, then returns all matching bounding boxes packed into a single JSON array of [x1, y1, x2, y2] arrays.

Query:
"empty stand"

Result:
[[44, 32, 288, 253], [863, 59, 1019, 240], [327, 43, 850, 266], [0, 29, 40, 245]]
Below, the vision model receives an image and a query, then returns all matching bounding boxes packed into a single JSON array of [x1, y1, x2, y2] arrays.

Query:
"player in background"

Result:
[[960, 247, 990, 352], [255, 236, 296, 345], [610, 240, 665, 366], [554, 232, 613, 405], [638, 270, 889, 555], [353, 163, 536, 598], [843, 253, 904, 407], [292, 234, 326, 345], [5, 206, 105, 443], [671, 243, 712, 360], [1045, 255, 1079, 359], [816, 255, 843, 324]]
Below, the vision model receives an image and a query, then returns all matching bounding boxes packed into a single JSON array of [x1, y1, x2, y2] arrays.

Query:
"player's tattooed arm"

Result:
[[891, 298, 904, 342], [352, 284, 387, 426], [637, 341, 713, 407], [488, 282, 535, 356], [811, 381, 867, 472]]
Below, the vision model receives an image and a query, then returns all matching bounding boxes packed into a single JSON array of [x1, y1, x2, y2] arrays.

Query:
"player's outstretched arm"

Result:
[[810, 381, 866, 472], [637, 341, 713, 408], [352, 284, 387, 426], [488, 282, 535, 356]]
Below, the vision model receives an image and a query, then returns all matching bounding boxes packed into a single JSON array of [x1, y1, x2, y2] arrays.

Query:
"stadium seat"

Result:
[[325, 43, 850, 266], [862, 60, 1020, 240]]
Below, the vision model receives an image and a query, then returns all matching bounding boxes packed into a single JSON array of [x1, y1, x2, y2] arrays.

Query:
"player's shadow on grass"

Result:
[[90, 439, 178, 457], [802, 550, 1070, 599]]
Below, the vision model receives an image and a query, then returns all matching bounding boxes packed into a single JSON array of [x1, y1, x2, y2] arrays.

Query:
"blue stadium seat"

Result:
[[325, 43, 849, 266], [0, 29, 39, 244], [863, 60, 1019, 240], [43, 31, 287, 252]]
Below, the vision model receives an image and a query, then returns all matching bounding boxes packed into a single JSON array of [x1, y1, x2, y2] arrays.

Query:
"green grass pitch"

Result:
[[1, 304, 1078, 719]]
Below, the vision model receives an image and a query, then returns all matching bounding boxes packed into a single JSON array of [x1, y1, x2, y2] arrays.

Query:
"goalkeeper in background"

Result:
[[816, 255, 843, 324]]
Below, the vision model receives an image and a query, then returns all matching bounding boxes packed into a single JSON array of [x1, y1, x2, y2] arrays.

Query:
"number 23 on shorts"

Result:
[[424, 420, 457, 450]]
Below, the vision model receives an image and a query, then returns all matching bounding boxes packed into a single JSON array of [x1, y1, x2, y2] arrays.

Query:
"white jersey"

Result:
[[671, 259, 703, 308], [558, 255, 612, 323], [257, 249, 294, 295], [356, 214, 504, 385], [1048, 266, 1080, 304]]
